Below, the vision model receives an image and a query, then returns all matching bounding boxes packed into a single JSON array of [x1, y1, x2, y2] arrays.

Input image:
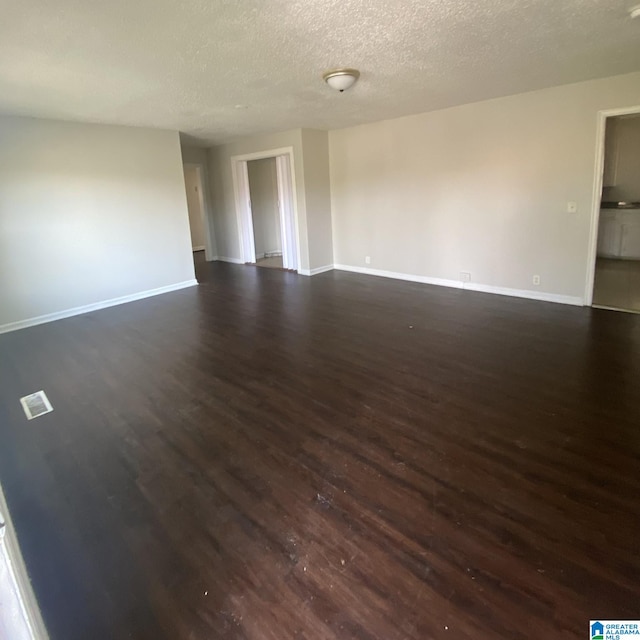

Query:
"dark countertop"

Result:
[[601, 201, 640, 210]]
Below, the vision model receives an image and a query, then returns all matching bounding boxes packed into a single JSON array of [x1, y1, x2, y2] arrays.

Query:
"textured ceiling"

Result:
[[1, 0, 639, 146]]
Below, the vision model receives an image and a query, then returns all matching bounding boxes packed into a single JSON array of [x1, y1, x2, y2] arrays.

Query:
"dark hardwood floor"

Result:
[[1, 253, 639, 639]]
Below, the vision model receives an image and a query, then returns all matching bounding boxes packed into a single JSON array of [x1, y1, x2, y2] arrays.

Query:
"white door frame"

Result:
[[231, 147, 301, 271], [183, 163, 215, 262], [584, 105, 640, 306]]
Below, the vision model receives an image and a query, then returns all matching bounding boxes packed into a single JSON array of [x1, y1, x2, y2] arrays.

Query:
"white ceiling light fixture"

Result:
[[630, 4, 640, 18], [323, 68, 360, 92]]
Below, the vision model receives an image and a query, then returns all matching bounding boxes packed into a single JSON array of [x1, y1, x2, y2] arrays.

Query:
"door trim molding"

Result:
[[230, 147, 301, 271]]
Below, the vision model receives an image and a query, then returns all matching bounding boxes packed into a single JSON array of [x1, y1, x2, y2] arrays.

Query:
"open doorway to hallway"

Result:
[[247, 158, 283, 270], [592, 113, 640, 313]]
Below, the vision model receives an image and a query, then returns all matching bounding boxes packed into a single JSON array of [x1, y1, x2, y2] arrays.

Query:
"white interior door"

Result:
[[276, 155, 298, 271], [236, 161, 256, 263], [183, 166, 206, 250]]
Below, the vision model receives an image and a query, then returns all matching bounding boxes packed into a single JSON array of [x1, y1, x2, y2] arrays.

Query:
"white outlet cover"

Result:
[[460, 271, 471, 282]]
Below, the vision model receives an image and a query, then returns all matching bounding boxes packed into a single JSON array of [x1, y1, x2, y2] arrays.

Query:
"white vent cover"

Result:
[[19, 391, 53, 420]]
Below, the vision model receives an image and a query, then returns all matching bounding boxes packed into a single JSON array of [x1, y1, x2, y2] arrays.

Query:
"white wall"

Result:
[[181, 146, 208, 166], [301, 129, 333, 269], [329, 72, 640, 302], [183, 165, 206, 249], [247, 158, 281, 257], [0, 116, 196, 330]]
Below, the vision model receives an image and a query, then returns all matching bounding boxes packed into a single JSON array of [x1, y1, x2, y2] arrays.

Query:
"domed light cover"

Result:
[[323, 68, 360, 92]]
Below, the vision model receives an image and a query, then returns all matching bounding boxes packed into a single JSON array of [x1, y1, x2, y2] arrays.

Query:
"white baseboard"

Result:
[[0, 279, 198, 335], [216, 256, 244, 264], [299, 264, 335, 277], [334, 264, 463, 289], [192, 246, 205, 252], [463, 282, 583, 306], [333, 264, 583, 306]]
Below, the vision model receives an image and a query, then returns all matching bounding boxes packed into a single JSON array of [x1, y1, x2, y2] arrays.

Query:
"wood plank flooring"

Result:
[[255, 255, 284, 269], [0, 253, 639, 639], [593, 257, 640, 312]]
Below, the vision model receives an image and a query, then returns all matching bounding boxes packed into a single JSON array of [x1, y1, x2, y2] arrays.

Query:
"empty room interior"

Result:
[[0, 2, 639, 639]]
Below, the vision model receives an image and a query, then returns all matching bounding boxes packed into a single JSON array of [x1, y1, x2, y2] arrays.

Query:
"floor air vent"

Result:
[[19, 390, 53, 420]]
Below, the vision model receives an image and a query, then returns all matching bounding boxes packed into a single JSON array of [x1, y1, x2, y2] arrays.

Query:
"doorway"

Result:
[[247, 158, 283, 269], [231, 147, 300, 272], [589, 111, 640, 312]]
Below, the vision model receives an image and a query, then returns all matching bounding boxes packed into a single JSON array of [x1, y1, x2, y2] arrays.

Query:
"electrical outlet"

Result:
[[533, 275, 541, 286], [567, 201, 578, 213], [365, 256, 371, 264], [460, 271, 471, 282]]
